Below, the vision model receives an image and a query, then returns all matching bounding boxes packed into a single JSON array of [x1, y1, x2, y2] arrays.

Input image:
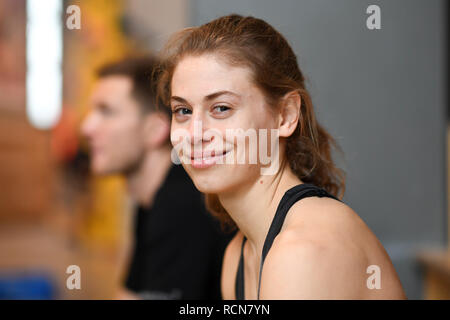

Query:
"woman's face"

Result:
[[170, 54, 280, 194]]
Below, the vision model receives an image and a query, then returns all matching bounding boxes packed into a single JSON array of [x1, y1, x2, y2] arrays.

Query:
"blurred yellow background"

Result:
[[0, 0, 189, 299]]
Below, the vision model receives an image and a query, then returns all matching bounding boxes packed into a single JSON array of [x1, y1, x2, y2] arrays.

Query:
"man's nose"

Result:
[[80, 113, 96, 138]]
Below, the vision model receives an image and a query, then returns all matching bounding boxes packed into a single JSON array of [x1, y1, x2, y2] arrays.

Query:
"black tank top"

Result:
[[235, 183, 342, 300]]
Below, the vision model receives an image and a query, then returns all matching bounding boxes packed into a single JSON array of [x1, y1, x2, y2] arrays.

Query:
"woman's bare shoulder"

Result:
[[281, 196, 376, 253], [260, 197, 406, 299], [221, 230, 244, 300]]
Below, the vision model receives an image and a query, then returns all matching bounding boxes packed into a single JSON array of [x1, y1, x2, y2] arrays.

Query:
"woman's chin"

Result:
[[191, 176, 229, 194], [185, 163, 260, 194], [186, 169, 232, 194]]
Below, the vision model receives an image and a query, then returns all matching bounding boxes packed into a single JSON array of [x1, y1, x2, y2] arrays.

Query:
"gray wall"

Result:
[[190, 0, 447, 299]]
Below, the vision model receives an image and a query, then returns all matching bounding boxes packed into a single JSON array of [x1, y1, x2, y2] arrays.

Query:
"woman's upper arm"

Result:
[[259, 236, 369, 299], [221, 231, 244, 300], [258, 196, 375, 299]]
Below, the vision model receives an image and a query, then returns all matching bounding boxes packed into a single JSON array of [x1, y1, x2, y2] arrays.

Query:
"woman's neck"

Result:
[[218, 162, 303, 260]]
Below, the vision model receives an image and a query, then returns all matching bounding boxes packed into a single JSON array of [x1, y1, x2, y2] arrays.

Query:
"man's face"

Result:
[[81, 75, 146, 175]]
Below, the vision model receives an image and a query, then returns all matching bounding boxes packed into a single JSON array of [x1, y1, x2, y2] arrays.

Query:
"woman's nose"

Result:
[[188, 119, 204, 145], [187, 111, 211, 145]]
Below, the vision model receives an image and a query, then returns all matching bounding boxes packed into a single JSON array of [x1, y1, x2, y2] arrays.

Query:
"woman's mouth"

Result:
[[190, 149, 230, 169]]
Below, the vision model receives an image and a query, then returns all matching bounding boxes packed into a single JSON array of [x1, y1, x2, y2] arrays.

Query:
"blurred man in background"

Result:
[[81, 56, 232, 299]]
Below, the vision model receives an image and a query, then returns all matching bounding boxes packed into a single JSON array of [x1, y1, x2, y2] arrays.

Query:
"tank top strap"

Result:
[[256, 183, 341, 299], [235, 236, 247, 300], [234, 183, 342, 300]]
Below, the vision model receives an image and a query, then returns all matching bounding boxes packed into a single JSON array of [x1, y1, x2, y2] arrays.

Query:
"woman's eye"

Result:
[[213, 105, 230, 113], [173, 107, 192, 116]]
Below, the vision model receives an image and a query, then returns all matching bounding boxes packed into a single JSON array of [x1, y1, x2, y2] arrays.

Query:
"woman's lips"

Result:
[[189, 150, 230, 169]]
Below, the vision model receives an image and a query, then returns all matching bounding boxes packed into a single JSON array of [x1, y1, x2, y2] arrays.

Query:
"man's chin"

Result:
[[91, 168, 114, 176], [91, 162, 120, 176]]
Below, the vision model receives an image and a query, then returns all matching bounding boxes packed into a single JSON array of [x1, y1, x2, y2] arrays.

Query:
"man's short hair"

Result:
[[97, 56, 171, 118]]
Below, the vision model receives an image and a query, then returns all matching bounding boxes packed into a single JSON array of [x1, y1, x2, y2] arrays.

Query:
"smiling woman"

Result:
[[156, 14, 406, 300]]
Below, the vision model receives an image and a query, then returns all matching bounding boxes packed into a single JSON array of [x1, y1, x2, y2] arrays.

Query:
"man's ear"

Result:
[[142, 112, 170, 149], [278, 90, 301, 138]]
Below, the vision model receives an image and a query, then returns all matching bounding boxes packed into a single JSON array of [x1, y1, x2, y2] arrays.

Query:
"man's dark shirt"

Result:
[[125, 163, 233, 299]]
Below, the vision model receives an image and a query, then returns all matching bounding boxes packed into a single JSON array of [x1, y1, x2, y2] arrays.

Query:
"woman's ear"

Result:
[[278, 90, 301, 138], [142, 112, 170, 149]]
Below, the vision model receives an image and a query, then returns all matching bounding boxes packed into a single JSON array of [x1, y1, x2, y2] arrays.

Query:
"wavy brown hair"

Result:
[[156, 14, 346, 232]]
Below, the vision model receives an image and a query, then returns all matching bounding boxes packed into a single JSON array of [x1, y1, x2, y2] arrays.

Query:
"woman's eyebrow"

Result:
[[204, 90, 241, 101], [170, 90, 241, 105], [170, 96, 190, 104]]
